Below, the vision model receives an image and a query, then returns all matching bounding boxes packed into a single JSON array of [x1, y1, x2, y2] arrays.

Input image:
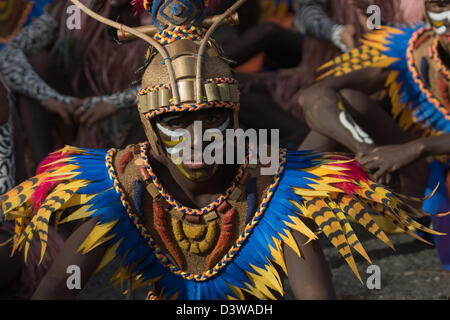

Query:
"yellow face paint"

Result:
[[168, 155, 218, 181], [162, 136, 184, 147]]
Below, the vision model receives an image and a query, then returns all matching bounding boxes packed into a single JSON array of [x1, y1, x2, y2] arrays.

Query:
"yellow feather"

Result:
[[59, 204, 95, 223], [246, 271, 277, 299], [268, 237, 288, 275], [243, 280, 271, 300], [249, 261, 284, 296], [292, 188, 330, 198], [78, 220, 118, 254], [284, 213, 318, 244], [226, 282, 245, 300], [278, 229, 301, 258]]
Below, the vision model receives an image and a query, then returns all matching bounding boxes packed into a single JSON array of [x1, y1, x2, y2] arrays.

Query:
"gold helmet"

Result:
[[71, 0, 246, 154]]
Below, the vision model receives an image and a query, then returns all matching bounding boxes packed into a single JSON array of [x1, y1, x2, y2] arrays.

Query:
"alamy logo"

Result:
[[366, 265, 381, 290], [165, 121, 280, 175], [66, 5, 81, 30], [366, 5, 381, 30], [66, 265, 81, 290]]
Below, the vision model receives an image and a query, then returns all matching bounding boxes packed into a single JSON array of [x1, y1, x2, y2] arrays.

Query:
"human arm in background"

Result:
[[358, 134, 450, 180], [0, 10, 79, 125], [293, 0, 356, 52], [73, 85, 140, 128], [300, 67, 389, 155]]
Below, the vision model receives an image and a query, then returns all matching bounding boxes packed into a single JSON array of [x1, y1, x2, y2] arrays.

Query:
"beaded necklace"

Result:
[[405, 28, 450, 125], [105, 144, 287, 281], [431, 35, 450, 80]]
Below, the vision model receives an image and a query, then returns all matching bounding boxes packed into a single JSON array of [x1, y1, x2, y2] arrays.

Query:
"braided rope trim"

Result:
[[140, 142, 247, 216], [153, 26, 207, 45], [431, 35, 450, 80], [138, 77, 238, 96], [405, 28, 450, 124], [143, 101, 238, 119], [105, 145, 287, 281], [138, 84, 171, 95]]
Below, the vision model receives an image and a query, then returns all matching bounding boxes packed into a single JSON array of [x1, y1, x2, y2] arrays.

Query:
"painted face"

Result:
[[425, 0, 450, 52], [154, 109, 232, 182]]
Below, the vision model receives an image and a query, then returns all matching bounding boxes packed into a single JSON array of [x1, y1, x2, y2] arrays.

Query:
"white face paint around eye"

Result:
[[428, 10, 450, 34], [156, 122, 186, 138], [157, 114, 231, 156]]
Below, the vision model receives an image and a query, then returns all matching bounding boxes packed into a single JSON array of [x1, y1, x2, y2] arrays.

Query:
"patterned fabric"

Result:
[[88, 85, 140, 110], [294, 0, 339, 44], [0, 12, 72, 104], [0, 144, 440, 299], [0, 8, 140, 110], [0, 103, 14, 195]]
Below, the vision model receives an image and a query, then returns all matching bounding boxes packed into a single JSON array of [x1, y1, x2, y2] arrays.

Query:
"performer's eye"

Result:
[[167, 119, 183, 126], [427, 0, 450, 11], [159, 117, 185, 128]]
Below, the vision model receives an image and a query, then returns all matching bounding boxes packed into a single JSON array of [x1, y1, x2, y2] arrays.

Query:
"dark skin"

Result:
[[300, 0, 450, 184], [300, 64, 437, 199], [359, 134, 450, 180], [32, 218, 106, 299], [30, 109, 336, 300]]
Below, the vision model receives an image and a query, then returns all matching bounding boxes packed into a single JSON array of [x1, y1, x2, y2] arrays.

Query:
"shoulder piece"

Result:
[[384, 27, 450, 136], [273, 151, 444, 281], [2, 146, 442, 300], [316, 25, 407, 81], [1, 146, 123, 264]]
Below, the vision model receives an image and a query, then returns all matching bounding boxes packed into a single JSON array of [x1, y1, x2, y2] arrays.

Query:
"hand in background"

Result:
[[340, 24, 356, 51], [357, 142, 422, 182], [42, 98, 79, 126], [78, 101, 118, 128]]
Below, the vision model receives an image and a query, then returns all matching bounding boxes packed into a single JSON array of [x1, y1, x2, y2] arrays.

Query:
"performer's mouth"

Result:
[[184, 153, 208, 169], [184, 161, 208, 170]]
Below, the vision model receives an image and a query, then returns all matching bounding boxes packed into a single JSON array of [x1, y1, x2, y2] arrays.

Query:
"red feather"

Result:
[[131, 0, 150, 17], [330, 157, 370, 194], [29, 151, 73, 212]]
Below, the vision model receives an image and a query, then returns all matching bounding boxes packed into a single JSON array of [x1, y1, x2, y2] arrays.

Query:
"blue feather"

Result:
[[133, 180, 145, 222]]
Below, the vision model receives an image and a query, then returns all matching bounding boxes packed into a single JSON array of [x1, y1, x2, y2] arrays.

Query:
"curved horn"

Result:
[[195, 0, 247, 103], [69, 0, 180, 104]]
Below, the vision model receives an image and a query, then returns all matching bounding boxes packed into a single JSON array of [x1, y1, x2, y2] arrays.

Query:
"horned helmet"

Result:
[[71, 0, 244, 164]]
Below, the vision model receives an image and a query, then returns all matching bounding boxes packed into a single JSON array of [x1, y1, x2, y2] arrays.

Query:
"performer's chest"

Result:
[[112, 144, 274, 275]]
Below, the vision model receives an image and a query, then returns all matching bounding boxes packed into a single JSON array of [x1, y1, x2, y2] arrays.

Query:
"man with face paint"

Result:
[[301, 0, 450, 271], [0, 0, 444, 300], [154, 109, 232, 182]]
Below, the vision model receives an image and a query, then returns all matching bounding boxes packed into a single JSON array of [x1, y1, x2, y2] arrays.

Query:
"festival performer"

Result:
[[1, 0, 444, 300], [300, 0, 450, 270]]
